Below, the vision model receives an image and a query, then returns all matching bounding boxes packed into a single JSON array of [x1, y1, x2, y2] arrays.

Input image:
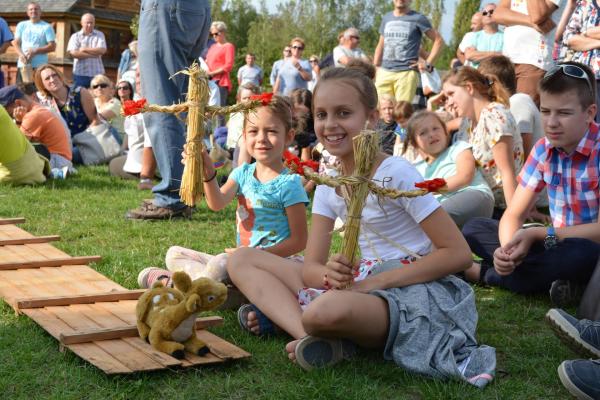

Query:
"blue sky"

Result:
[[249, 0, 466, 42]]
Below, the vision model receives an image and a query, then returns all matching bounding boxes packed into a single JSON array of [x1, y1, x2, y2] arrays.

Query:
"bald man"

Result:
[[67, 13, 107, 88]]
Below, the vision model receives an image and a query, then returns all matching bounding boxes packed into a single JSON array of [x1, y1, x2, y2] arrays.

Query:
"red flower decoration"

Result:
[[283, 150, 319, 177], [415, 178, 447, 192], [249, 92, 274, 106], [123, 99, 147, 116]]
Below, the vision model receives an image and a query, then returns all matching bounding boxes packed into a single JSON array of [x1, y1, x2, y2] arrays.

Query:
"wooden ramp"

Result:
[[0, 218, 250, 374]]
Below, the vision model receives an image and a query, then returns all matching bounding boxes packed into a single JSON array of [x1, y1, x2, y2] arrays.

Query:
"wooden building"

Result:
[[0, 0, 140, 85]]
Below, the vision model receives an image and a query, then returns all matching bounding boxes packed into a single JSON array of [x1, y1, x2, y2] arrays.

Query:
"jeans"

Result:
[[138, 0, 211, 209], [73, 74, 92, 89], [462, 217, 600, 294]]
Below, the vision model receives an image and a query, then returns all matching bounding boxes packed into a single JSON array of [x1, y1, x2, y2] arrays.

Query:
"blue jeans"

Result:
[[73, 74, 92, 88], [138, 0, 211, 209], [463, 217, 600, 293]]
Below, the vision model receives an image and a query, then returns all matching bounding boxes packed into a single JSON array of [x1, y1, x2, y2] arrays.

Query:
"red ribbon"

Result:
[[249, 92, 274, 106], [415, 178, 447, 192], [123, 99, 147, 116], [283, 150, 319, 177]]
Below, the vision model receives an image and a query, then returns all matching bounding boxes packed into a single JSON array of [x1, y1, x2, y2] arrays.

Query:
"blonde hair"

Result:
[[290, 37, 305, 47], [90, 74, 113, 88], [243, 95, 295, 133], [443, 66, 510, 106], [211, 21, 227, 32]]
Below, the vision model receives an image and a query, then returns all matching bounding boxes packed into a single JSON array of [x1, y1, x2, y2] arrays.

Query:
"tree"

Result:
[[451, 0, 481, 48]]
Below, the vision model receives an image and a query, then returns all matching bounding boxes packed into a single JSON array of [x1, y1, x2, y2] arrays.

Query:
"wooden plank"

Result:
[[122, 337, 182, 368], [195, 330, 251, 360], [180, 349, 224, 367], [59, 316, 224, 344], [0, 218, 25, 225], [0, 256, 102, 270], [67, 343, 133, 374], [17, 289, 147, 309], [23, 308, 76, 339]]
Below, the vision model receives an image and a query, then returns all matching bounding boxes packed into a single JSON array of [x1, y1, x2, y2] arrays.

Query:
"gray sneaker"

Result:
[[558, 359, 600, 400], [546, 308, 600, 358], [549, 280, 585, 308]]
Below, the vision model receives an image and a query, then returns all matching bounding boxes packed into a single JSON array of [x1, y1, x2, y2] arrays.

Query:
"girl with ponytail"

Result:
[[443, 66, 523, 213]]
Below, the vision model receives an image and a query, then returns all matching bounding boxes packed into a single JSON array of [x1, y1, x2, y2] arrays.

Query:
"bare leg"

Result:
[[227, 247, 306, 339], [464, 262, 481, 283], [287, 290, 389, 360], [140, 146, 157, 179]]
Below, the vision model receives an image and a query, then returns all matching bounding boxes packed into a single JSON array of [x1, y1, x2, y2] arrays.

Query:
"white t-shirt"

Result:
[[312, 157, 440, 260], [458, 31, 476, 52], [333, 45, 368, 67], [510, 93, 544, 145], [502, 0, 565, 70]]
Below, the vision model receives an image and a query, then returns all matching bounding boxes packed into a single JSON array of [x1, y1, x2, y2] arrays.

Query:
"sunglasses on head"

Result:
[[92, 83, 109, 89], [482, 9, 494, 16], [543, 63, 594, 97], [291, 45, 304, 50]]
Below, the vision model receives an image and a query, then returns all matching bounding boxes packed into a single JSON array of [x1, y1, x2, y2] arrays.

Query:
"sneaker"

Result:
[[550, 280, 585, 307], [294, 336, 357, 371], [138, 178, 154, 190], [558, 359, 600, 400], [546, 309, 600, 358], [125, 201, 192, 220], [137, 267, 173, 288]]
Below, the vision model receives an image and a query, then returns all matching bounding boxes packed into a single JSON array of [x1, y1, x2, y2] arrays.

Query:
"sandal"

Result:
[[237, 304, 279, 337], [294, 335, 357, 371]]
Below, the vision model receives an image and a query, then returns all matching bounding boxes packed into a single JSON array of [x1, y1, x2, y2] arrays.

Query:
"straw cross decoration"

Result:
[[123, 62, 266, 206], [286, 128, 446, 288]]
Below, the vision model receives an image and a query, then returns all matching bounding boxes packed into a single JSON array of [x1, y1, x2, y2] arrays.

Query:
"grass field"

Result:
[[0, 166, 579, 399]]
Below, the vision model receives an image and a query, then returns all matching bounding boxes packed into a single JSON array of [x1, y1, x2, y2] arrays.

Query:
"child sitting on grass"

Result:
[[462, 62, 600, 306], [138, 95, 309, 289], [410, 111, 494, 227], [227, 66, 496, 386]]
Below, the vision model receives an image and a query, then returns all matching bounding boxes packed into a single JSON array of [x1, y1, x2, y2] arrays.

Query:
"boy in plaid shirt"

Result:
[[462, 62, 600, 303]]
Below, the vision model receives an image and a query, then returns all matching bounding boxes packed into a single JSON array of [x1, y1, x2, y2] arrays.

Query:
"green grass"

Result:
[[0, 166, 579, 399]]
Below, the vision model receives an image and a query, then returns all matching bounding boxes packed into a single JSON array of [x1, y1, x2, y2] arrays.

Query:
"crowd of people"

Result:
[[1, 0, 600, 396]]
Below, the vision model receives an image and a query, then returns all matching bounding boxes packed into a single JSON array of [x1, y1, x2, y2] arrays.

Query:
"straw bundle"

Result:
[[178, 63, 208, 206], [339, 129, 379, 269]]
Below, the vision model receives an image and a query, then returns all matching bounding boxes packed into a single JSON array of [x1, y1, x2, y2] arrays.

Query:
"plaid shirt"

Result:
[[518, 122, 600, 227], [67, 29, 106, 77]]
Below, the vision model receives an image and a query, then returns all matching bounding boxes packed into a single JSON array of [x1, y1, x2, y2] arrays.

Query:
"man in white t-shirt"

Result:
[[457, 12, 483, 66], [494, 0, 566, 106], [332, 28, 370, 67]]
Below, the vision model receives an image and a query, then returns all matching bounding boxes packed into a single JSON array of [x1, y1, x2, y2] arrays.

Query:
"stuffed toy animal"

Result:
[[136, 271, 228, 359]]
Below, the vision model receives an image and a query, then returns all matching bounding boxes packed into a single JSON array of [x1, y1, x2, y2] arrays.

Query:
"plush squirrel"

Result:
[[136, 271, 228, 359]]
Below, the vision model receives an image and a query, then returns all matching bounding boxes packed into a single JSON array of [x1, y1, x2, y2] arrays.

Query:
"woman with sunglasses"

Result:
[[206, 21, 235, 113], [109, 80, 152, 184], [307, 55, 320, 92], [273, 38, 311, 96], [90, 74, 125, 142]]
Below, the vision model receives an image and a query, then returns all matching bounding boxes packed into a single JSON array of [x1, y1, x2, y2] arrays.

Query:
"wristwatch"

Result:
[[544, 226, 558, 250]]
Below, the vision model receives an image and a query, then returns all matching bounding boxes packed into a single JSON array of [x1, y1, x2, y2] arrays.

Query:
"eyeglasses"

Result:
[[350, 35, 360, 40], [117, 86, 130, 90], [283, 49, 291, 53], [210, 32, 220, 37], [482, 9, 494, 16], [291, 45, 304, 50], [543, 63, 594, 97], [92, 83, 109, 89], [309, 59, 318, 63]]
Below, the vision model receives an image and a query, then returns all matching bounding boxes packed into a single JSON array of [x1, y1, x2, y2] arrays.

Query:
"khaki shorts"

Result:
[[375, 68, 418, 103]]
